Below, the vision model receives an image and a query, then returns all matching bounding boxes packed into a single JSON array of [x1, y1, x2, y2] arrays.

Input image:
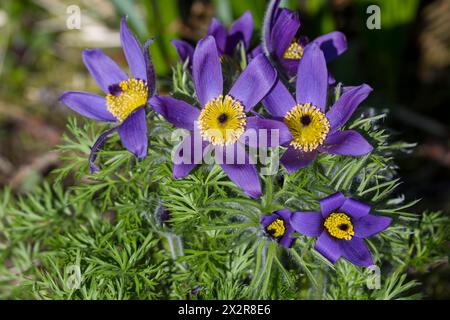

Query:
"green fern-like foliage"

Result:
[[0, 56, 448, 300]]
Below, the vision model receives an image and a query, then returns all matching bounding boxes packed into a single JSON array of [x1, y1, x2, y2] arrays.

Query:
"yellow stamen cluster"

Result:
[[106, 78, 148, 122], [283, 40, 304, 60], [324, 213, 355, 240], [284, 103, 330, 152], [266, 219, 286, 238], [198, 95, 247, 146]]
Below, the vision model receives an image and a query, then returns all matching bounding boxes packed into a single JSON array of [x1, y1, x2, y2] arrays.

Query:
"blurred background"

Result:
[[0, 0, 448, 298]]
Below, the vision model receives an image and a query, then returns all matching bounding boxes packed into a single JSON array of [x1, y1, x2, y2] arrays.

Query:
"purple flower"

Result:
[[149, 36, 279, 198], [290, 192, 392, 267], [172, 11, 254, 68], [157, 205, 173, 228], [260, 0, 347, 77], [59, 18, 155, 172], [263, 43, 373, 174], [260, 209, 296, 248]]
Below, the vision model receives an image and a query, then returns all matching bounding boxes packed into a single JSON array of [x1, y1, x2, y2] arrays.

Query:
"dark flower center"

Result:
[[300, 115, 311, 126], [198, 95, 246, 146], [106, 78, 148, 122], [324, 213, 355, 240], [108, 83, 123, 96], [218, 113, 228, 124], [284, 104, 330, 152], [266, 218, 286, 238]]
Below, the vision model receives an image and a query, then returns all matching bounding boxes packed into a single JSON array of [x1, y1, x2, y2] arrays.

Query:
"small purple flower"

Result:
[[260, 209, 296, 248], [260, 0, 347, 77], [149, 36, 280, 198], [290, 192, 392, 267], [172, 11, 254, 68], [59, 18, 155, 172], [263, 43, 373, 174], [157, 205, 173, 228]]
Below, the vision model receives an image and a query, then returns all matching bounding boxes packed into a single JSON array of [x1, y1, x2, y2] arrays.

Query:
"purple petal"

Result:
[[315, 231, 342, 264], [229, 54, 277, 112], [313, 31, 347, 62], [227, 10, 254, 53], [117, 107, 147, 158], [149, 96, 200, 131], [171, 39, 194, 65], [341, 86, 357, 95], [320, 192, 345, 217], [143, 38, 156, 96], [82, 49, 127, 94], [271, 8, 301, 58], [290, 212, 323, 237], [174, 161, 198, 180], [280, 58, 300, 78], [193, 36, 223, 107], [280, 147, 317, 174], [120, 17, 146, 81], [221, 162, 261, 198], [327, 84, 373, 132], [262, 0, 282, 52], [59, 91, 116, 122], [260, 213, 279, 228], [340, 237, 373, 267], [275, 209, 292, 222], [295, 43, 328, 111], [250, 45, 264, 60], [354, 215, 392, 238], [88, 127, 117, 173], [262, 79, 296, 118], [319, 130, 373, 156], [244, 117, 292, 148], [220, 145, 261, 198], [172, 133, 207, 179], [328, 72, 336, 85], [340, 198, 371, 219], [279, 226, 295, 248], [207, 18, 227, 54]]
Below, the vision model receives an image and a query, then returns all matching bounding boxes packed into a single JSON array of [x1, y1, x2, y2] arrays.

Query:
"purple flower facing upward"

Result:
[[290, 192, 392, 267], [260, 0, 347, 77], [172, 11, 254, 68], [260, 209, 296, 248], [149, 36, 281, 199], [59, 18, 155, 172], [263, 43, 374, 174]]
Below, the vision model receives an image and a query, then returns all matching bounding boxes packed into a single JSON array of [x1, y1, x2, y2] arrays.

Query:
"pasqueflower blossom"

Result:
[[149, 36, 281, 198], [263, 43, 373, 174], [290, 192, 392, 267], [60, 18, 155, 172], [259, 0, 347, 77], [260, 209, 296, 248], [172, 11, 254, 68]]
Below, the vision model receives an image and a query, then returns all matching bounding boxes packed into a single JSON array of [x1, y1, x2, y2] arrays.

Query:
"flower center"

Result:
[[284, 103, 330, 152], [266, 218, 286, 238], [283, 40, 304, 60], [106, 78, 148, 122], [198, 95, 247, 146], [324, 213, 354, 240]]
